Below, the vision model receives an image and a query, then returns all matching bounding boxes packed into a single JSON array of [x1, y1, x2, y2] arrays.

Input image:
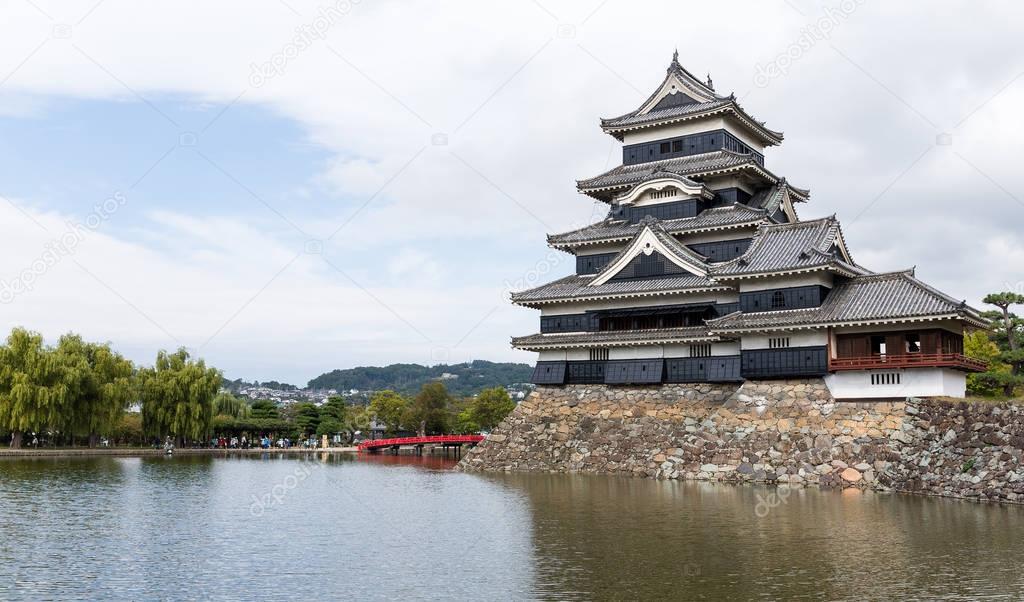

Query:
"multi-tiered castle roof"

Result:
[[511, 53, 987, 398]]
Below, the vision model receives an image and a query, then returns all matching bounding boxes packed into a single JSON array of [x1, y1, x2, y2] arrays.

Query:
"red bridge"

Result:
[[357, 434, 484, 454]]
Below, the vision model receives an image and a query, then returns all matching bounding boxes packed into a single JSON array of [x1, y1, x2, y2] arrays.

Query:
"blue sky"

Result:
[[1, 0, 1021, 384]]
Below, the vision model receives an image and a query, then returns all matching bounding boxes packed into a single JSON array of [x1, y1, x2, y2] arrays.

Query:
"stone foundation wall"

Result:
[[459, 381, 1024, 504]]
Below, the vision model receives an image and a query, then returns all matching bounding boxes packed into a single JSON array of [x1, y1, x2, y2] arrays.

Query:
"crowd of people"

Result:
[[208, 435, 323, 449]]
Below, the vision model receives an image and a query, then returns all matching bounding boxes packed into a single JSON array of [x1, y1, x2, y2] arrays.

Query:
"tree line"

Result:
[[364, 382, 516, 436], [209, 382, 516, 442], [0, 327, 518, 449]]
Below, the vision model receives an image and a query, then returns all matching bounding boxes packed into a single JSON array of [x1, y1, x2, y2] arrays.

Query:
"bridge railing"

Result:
[[357, 434, 484, 452]]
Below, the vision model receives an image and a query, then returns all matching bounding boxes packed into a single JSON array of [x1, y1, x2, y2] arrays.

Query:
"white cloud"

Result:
[[0, 0, 1021, 381]]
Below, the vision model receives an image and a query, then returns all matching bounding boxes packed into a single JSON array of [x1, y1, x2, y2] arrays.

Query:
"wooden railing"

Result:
[[357, 435, 484, 452], [828, 353, 987, 372]]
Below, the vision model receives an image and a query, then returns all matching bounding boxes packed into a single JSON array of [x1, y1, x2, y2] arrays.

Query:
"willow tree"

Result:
[[55, 334, 135, 447], [213, 391, 251, 419], [139, 348, 222, 446], [0, 328, 70, 448]]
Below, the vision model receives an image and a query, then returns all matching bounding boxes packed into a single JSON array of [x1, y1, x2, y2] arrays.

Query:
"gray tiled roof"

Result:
[[709, 217, 864, 277], [512, 327, 721, 349], [598, 56, 782, 143], [706, 271, 988, 331], [548, 204, 768, 248], [577, 151, 754, 192], [511, 273, 728, 306], [601, 99, 733, 128]]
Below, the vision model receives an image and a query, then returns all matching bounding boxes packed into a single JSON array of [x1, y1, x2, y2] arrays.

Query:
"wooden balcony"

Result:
[[828, 353, 988, 373]]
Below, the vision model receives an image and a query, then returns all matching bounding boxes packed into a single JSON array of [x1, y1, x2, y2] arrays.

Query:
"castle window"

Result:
[[672, 140, 683, 152], [660, 142, 671, 154], [589, 348, 609, 361], [905, 333, 921, 353], [770, 291, 786, 309], [690, 344, 712, 358], [871, 372, 901, 386], [649, 187, 678, 200], [769, 337, 791, 349]]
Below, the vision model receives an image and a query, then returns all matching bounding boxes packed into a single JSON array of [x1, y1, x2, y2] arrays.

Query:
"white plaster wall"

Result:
[[575, 242, 627, 256], [943, 370, 968, 397], [536, 349, 591, 362], [825, 368, 966, 399], [706, 175, 755, 195], [741, 331, 827, 350], [737, 272, 833, 292], [537, 350, 563, 362], [609, 345, 664, 360], [662, 341, 740, 358], [621, 116, 766, 151]]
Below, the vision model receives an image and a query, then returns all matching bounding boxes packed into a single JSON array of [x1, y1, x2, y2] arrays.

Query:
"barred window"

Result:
[[771, 290, 786, 309], [769, 337, 791, 349], [871, 372, 901, 385], [690, 344, 712, 358], [589, 348, 609, 361]]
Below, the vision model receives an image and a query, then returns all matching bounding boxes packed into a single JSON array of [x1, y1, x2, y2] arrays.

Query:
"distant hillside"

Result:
[[307, 360, 534, 397]]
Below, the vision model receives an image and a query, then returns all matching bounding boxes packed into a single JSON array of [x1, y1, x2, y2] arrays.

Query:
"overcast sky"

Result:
[[0, 0, 1021, 385]]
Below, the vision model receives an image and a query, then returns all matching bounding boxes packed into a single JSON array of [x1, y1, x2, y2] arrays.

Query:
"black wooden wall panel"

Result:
[[739, 286, 831, 313], [531, 361, 567, 384], [604, 359, 664, 384], [609, 251, 689, 281], [740, 346, 828, 379], [540, 313, 589, 333], [622, 129, 765, 166], [688, 238, 752, 262], [610, 199, 700, 223], [665, 356, 742, 382], [714, 302, 741, 316], [576, 252, 617, 275], [566, 360, 606, 384], [713, 187, 753, 206]]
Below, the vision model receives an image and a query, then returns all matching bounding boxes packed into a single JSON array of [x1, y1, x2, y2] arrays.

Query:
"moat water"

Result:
[[2, 453, 1023, 600]]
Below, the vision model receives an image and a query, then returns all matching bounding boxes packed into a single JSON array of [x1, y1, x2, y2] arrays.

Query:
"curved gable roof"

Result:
[[710, 216, 862, 278], [599, 54, 783, 145]]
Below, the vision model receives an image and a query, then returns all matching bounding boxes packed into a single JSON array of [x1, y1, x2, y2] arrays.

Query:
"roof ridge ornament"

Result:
[[706, 73, 714, 90]]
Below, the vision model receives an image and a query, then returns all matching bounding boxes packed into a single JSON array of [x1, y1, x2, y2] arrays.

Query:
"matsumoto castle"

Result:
[[512, 53, 988, 400]]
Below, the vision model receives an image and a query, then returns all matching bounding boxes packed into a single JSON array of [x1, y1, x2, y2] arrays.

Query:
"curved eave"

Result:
[[510, 285, 735, 309], [578, 160, 805, 202], [547, 218, 767, 253], [707, 312, 991, 335], [511, 333, 726, 351], [600, 103, 784, 146], [709, 262, 862, 281]]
